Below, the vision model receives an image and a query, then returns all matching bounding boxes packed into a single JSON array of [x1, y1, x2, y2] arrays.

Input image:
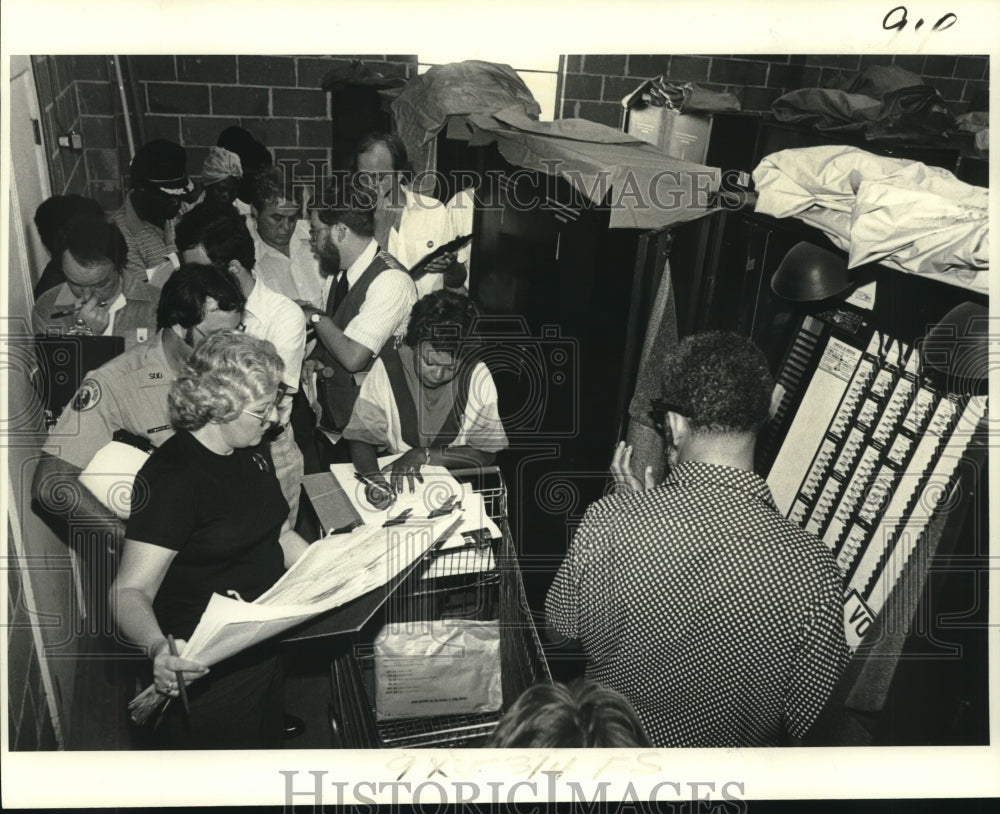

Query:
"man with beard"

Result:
[[298, 176, 416, 468], [33, 264, 245, 550], [545, 331, 849, 748], [112, 139, 194, 291]]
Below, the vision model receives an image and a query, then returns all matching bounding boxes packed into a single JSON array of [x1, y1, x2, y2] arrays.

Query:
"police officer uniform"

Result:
[[42, 330, 176, 470]]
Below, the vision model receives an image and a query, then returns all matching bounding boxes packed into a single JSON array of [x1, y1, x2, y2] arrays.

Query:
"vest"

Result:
[[313, 249, 405, 431], [379, 343, 474, 448]]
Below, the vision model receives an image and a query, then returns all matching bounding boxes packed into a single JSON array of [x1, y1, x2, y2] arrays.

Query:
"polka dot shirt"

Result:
[[545, 460, 849, 747]]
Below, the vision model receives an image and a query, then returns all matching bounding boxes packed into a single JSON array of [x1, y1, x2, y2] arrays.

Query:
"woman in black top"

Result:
[[111, 331, 309, 748]]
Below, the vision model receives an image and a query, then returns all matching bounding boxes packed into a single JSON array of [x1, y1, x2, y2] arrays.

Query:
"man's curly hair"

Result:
[[662, 331, 773, 435]]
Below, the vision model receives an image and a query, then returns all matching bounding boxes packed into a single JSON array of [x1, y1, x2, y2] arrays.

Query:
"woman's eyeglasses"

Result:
[[241, 402, 277, 427]]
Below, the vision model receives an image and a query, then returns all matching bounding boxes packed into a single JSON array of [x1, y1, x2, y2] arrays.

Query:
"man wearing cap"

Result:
[[32, 215, 159, 353], [113, 139, 193, 292], [249, 167, 324, 309]]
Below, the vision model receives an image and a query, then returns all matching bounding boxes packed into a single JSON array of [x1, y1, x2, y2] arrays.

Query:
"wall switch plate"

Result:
[[57, 132, 83, 151]]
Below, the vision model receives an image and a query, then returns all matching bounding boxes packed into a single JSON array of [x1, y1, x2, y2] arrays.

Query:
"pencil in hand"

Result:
[[167, 634, 191, 715]]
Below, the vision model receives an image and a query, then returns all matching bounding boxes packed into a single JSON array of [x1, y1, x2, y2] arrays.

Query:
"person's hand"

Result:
[[301, 358, 323, 379], [383, 448, 427, 495], [78, 295, 111, 335], [277, 395, 293, 426], [420, 251, 457, 276], [363, 474, 396, 510], [150, 638, 208, 698], [611, 441, 656, 493]]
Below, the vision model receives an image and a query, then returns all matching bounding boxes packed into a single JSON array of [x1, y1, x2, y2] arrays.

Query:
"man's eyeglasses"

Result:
[[649, 398, 686, 437]]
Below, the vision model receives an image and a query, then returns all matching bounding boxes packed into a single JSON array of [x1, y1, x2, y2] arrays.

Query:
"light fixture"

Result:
[[771, 242, 853, 302]]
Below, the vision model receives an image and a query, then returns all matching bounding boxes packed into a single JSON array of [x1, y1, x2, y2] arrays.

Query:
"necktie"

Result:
[[329, 272, 349, 316]]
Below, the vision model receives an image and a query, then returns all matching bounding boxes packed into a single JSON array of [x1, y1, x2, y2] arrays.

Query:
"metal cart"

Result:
[[328, 466, 552, 748]]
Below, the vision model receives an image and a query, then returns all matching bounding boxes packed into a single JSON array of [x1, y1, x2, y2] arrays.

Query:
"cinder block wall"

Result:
[[559, 54, 990, 128], [31, 55, 90, 197]]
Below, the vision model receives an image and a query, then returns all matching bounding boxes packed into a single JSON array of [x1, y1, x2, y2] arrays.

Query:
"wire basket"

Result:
[[328, 467, 551, 748]]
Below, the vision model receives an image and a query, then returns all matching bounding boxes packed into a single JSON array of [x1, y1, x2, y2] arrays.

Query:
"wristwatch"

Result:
[[309, 312, 323, 325]]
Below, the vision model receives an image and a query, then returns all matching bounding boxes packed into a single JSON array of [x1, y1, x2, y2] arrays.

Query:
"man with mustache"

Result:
[[298, 176, 416, 469]]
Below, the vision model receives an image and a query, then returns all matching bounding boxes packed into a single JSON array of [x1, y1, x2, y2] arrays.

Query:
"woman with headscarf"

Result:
[[198, 146, 244, 211]]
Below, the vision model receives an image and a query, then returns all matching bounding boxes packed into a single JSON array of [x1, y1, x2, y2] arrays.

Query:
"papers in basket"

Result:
[[129, 512, 462, 717], [329, 458, 501, 579], [329, 457, 502, 541]]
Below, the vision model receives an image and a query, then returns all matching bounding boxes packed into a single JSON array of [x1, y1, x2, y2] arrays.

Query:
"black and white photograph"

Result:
[[2, 1, 997, 810]]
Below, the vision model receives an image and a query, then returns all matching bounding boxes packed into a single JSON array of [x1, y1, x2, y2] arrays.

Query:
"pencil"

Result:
[[167, 634, 191, 716]]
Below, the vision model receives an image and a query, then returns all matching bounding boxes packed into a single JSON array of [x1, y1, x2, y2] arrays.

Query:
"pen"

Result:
[[355, 471, 396, 497], [49, 300, 108, 319], [167, 634, 191, 716]]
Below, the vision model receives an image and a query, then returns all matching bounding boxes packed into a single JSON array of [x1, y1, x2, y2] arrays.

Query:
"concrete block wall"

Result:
[[560, 54, 990, 129], [31, 55, 90, 197], [132, 55, 418, 193]]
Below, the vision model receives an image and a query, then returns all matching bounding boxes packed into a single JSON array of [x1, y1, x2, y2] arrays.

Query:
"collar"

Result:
[[345, 239, 378, 286], [255, 236, 288, 263], [243, 273, 267, 318], [106, 292, 127, 316], [132, 330, 172, 377], [662, 460, 777, 510]]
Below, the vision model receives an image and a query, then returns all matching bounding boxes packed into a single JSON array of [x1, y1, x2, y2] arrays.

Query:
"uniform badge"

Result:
[[137, 328, 148, 343], [72, 378, 102, 412]]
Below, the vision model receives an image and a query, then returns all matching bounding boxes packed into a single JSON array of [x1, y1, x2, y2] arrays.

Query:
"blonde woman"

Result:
[[111, 331, 309, 748]]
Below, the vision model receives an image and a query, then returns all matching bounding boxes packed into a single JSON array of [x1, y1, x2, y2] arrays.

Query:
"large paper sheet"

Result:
[[129, 513, 462, 714]]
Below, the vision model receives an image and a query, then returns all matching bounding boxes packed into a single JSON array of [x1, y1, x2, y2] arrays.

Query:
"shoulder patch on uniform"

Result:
[[71, 378, 102, 412]]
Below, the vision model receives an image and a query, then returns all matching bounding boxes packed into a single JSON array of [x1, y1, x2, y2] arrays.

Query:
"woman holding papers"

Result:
[[110, 331, 310, 748], [343, 290, 508, 502]]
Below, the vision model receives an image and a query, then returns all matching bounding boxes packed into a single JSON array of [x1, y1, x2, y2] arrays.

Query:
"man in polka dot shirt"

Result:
[[545, 331, 849, 747]]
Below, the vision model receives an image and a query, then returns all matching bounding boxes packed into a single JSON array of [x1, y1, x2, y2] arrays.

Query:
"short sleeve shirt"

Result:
[[126, 430, 287, 640], [42, 331, 175, 469], [343, 349, 509, 454], [545, 460, 849, 748]]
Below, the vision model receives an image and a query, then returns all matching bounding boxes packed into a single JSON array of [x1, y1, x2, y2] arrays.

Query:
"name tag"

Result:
[[146, 425, 171, 435]]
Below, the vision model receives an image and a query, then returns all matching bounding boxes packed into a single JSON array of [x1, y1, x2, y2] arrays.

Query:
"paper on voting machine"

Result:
[[128, 508, 462, 721]]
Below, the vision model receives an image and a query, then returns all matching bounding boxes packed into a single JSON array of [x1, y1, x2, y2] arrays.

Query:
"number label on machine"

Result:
[[844, 589, 875, 650]]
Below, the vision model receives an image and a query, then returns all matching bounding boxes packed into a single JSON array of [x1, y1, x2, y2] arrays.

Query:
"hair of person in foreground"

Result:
[[485, 679, 652, 748]]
